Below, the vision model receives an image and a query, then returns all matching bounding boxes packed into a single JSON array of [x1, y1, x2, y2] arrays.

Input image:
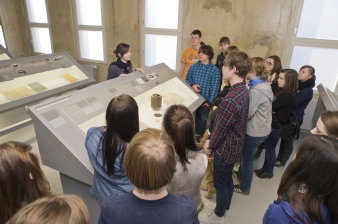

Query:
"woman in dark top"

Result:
[[107, 43, 144, 80], [255, 69, 298, 179], [275, 65, 316, 167]]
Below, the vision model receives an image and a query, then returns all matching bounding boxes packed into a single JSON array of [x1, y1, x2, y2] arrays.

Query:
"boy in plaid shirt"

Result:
[[200, 52, 252, 224], [186, 45, 220, 136]]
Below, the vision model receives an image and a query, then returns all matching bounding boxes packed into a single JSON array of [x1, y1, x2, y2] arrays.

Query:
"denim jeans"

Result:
[[213, 152, 234, 217], [238, 134, 269, 192], [195, 105, 210, 135], [262, 128, 281, 175]]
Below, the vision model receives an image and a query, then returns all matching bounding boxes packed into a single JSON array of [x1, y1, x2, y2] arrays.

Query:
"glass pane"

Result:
[[145, 34, 177, 70], [76, 0, 102, 26], [297, 0, 338, 40], [26, 0, 48, 23], [0, 25, 6, 48], [145, 0, 179, 29], [289, 46, 338, 91], [31, 27, 52, 54], [79, 30, 104, 61]]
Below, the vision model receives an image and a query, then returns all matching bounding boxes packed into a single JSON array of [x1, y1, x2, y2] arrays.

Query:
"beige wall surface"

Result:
[[0, 0, 297, 81], [181, 0, 298, 65]]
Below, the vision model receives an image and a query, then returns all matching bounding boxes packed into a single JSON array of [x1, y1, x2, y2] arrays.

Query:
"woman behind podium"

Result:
[[85, 94, 138, 203], [0, 141, 51, 223]]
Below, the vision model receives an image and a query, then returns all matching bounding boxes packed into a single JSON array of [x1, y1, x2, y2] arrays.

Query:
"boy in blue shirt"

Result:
[[186, 45, 220, 137]]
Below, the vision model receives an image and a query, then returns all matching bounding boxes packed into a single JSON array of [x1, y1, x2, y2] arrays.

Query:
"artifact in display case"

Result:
[[27, 63, 205, 223], [0, 44, 13, 61], [0, 52, 95, 113]]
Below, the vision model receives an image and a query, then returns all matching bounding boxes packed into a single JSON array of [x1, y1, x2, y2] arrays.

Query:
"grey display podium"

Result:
[[28, 63, 205, 223], [0, 52, 95, 136], [0, 44, 12, 61], [312, 83, 338, 127]]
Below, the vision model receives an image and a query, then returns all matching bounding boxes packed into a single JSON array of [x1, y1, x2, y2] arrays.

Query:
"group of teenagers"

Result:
[[1, 31, 338, 224]]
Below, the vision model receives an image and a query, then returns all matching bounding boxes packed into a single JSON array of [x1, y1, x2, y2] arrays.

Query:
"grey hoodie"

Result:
[[246, 82, 273, 137]]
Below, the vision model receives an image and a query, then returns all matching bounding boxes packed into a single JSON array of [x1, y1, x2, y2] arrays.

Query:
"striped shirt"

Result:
[[209, 82, 249, 164], [185, 61, 220, 104]]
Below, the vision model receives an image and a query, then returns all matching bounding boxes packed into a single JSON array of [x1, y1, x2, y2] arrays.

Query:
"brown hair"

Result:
[[163, 105, 200, 171], [275, 69, 298, 97], [267, 55, 282, 83], [191, 29, 202, 38], [124, 128, 176, 191], [219, 36, 230, 45], [277, 135, 338, 223], [224, 45, 239, 56], [251, 57, 269, 81], [0, 141, 51, 223], [224, 51, 252, 79], [7, 195, 89, 224], [320, 111, 338, 138], [100, 94, 139, 175], [113, 43, 130, 58], [198, 45, 214, 60]]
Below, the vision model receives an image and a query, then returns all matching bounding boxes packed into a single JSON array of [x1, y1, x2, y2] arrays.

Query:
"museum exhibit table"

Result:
[[0, 52, 96, 136], [312, 83, 338, 127], [28, 63, 205, 223], [0, 44, 13, 61]]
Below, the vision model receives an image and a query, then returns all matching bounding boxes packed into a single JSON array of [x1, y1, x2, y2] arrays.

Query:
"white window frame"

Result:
[[25, 0, 53, 54], [285, 0, 338, 84], [74, 0, 106, 64], [140, 0, 184, 72]]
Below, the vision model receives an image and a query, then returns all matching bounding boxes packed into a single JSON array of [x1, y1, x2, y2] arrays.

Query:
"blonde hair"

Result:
[[251, 57, 269, 81], [321, 111, 338, 138], [124, 128, 176, 191], [7, 195, 89, 224]]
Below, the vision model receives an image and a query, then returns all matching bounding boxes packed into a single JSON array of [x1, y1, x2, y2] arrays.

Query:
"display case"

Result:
[[312, 83, 338, 127], [0, 52, 95, 113], [0, 44, 13, 61], [28, 63, 205, 223]]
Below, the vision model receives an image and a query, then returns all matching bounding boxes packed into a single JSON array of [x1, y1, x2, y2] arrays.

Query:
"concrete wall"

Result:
[[0, 0, 297, 81], [181, 0, 298, 65]]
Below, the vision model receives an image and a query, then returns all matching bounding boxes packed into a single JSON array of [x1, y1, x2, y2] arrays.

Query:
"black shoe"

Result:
[[254, 168, 264, 175], [275, 161, 285, 167], [256, 172, 273, 179]]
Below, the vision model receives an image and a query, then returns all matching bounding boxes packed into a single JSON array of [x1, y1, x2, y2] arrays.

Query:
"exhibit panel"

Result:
[[28, 63, 204, 223], [0, 44, 12, 61], [0, 52, 95, 113]]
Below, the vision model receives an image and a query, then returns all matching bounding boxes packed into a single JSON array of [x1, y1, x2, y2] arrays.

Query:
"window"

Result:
[[141, 0, 183, 71], [0, 25, 6, 48], [286, 0, 338, 91], [25, 0, 52, 54], [75, 0, 105, 62]]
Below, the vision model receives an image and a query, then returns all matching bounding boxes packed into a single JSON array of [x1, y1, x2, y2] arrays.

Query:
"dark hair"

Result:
[[199, 45, 214, 60], [101, 94, 139, 175], [300, 65, 316, 87], [113, 43, 130, 58], [219, 36, 230, 45], [267, 55, 282, 83], [321, 111, 338, 138], [124, 128, 176, 191], [276, 69, 298, 97], [224, 45, 239, 57], [191, 29, 202, 38], [0, 141, 51, 223], [277, 135, 338, 223], [163, 105, 200, 171], [224, 51, 252, 79]]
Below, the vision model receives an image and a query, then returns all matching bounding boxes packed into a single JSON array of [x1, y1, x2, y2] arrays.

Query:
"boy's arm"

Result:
[[208, 68, 221, 104], [185, 66, 194, 86], [209, 97, 236, 149], [179, 62, 186, 78]]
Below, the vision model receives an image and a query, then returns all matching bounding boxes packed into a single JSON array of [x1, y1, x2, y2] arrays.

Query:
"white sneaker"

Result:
[[199, 212, 224, 224]]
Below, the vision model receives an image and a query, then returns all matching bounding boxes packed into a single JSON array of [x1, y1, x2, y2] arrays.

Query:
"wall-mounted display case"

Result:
[[28, 63, 205, 222], [0, 44, 13, 61]]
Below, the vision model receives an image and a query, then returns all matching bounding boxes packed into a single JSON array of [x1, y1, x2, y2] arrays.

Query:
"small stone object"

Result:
[[151, 94, 162, 111]]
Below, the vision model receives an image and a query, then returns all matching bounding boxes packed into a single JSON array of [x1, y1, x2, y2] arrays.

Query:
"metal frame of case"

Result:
[[0, 44, 13, 60]]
